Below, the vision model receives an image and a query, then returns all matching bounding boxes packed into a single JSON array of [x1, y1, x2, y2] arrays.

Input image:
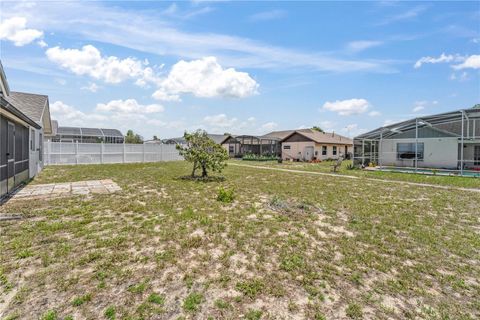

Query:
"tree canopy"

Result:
[[177, 130, 229, 178], [125, 130, 144, 144], [312, 126, 325, 133]]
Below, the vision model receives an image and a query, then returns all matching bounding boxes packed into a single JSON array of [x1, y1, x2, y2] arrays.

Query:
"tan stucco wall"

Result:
[[282, 142, 352, 161]]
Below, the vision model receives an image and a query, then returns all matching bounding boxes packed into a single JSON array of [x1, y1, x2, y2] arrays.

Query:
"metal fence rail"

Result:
[[45, 142, 183, 165]]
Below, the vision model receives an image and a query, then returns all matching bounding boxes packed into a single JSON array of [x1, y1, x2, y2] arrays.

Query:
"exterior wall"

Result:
[[29, 127, 44, 178], [282, 142, 352, 161], [0, 112, 32, 198], [379, 137, 459, 169]]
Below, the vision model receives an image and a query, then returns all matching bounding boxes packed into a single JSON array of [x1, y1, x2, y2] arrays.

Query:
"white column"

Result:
[[75, 141, 79, 165], [100, 142, 104, 164], [143, 143, 146, 163]]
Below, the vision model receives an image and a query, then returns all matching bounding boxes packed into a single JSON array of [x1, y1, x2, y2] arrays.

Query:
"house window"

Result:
[[397, 143, 424, 160], [30, 129, 35, 151], [322, 146, 327, 155], [314, 151, 318, 156], [283, 145, 291, 150], [229, 145, 234, 153], [333, 146, 337, 155]]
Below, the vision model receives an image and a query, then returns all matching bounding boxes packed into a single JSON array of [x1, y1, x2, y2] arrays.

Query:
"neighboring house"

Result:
[[221, 134, 282, 157], [280, 129, 353, 161], [47, 126, 124, 143], [0, 61, 52, 198], [353, 105, 480, 172], [221, 129, 352, 160]]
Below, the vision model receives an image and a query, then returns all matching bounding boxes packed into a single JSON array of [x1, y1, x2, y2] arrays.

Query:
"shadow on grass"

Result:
[[176, 175, 226, 183]]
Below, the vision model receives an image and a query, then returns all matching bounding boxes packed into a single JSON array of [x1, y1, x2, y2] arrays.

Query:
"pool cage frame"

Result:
[[353, 107, 480, 176], [222, 135, 282, 158]]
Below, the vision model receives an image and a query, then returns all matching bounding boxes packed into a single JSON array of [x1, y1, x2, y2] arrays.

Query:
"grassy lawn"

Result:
[[1, 161, 479, 319], [236, 159, 480, 189]]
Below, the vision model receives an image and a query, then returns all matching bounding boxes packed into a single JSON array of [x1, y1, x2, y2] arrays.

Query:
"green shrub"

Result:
[[72, 293, 92, 306], [148, 293, 165, 305], [346, 302, 363, 319], [245, 309, 263, 320], [217, 187, 235, 203], [41, 310, 57, 320], [236, 279, 265, 299], [183, 292, 203, 312], [104, 305, 116, 319], [242, 153, 278, 161]]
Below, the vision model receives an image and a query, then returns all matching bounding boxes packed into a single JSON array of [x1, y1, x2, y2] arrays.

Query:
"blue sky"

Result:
[[1, 1, 479, 139]]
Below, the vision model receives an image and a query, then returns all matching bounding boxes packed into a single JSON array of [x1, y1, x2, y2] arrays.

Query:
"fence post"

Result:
[[101, 142, 104, 164], [75, 141, 79, 164], [160, 143, 163, 162], [123, 143, 126, 163], [47, 140, 51, 165], [143, 143, 146, 163]]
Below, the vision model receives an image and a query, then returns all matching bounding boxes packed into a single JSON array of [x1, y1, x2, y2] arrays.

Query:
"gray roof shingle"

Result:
[[5, 91, 48, 125]]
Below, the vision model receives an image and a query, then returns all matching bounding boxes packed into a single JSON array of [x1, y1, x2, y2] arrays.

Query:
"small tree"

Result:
[[177, 130, 229, 178], [125, 130, 143, 144], [312, 126, 325, 133]]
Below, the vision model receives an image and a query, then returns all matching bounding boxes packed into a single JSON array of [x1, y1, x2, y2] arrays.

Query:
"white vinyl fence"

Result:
[[45, 142, 183, 165]]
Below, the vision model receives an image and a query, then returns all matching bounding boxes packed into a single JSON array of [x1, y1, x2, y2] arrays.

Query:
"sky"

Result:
[[0, 0, 479, 140]]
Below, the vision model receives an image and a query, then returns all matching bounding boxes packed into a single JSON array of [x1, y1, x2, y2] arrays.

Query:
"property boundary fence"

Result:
[[44, 142, 183, 165]]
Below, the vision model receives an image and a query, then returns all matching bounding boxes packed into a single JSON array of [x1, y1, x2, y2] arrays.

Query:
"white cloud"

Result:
[[452, 55, 480, 70], [414, 53, 480, 70], [261, 122, 278, 131], [46, 45, 159, 85], [368, 111, 381, 117], [50, 101, 107, 126], [6, 1, 393, 73], [81, 83, 99, 93], [0, 16, 43, 46], [203, 114, 238, 128], [322, 98, 370, 116], [412, 101, 427, 113], [96, 99, 164, 114], [37, 39, 48, 48], [378, 5, 427, 25], [153, 57, 259, 101], [414, 53, 462, 68], [249, 10, 286, 22], [347, 40, 383, 52], [412, 100, 440, 113]]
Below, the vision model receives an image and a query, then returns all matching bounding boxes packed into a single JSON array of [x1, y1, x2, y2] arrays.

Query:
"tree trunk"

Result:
[[201, 163, 208, 177], [191, 161, 197, 177]]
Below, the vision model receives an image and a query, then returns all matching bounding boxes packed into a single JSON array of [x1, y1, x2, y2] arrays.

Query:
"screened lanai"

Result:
[[353, 106, 480, 176], [222, 135, 281, 158], [49, 127, 124, 143]]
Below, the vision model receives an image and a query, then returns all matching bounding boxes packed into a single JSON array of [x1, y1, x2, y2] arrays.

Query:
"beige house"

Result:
[[281, 129, 353, 161]]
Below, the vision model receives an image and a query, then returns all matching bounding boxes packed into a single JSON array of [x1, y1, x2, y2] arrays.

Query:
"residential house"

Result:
[[0, 61, 52, 198], [280, 129, 353, 161], [353, 105, 480, 172]]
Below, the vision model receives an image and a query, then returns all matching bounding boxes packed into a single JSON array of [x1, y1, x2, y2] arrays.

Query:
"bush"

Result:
[[242, 153, 278, 161], [217, 187, 235, 203]]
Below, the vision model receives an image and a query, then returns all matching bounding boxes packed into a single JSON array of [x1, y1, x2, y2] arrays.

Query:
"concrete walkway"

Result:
[[11, 179, 122, 201], [229, 163, 480, 193]]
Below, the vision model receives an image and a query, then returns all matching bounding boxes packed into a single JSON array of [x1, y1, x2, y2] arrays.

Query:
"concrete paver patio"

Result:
[[11, 179, 122, 200]]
